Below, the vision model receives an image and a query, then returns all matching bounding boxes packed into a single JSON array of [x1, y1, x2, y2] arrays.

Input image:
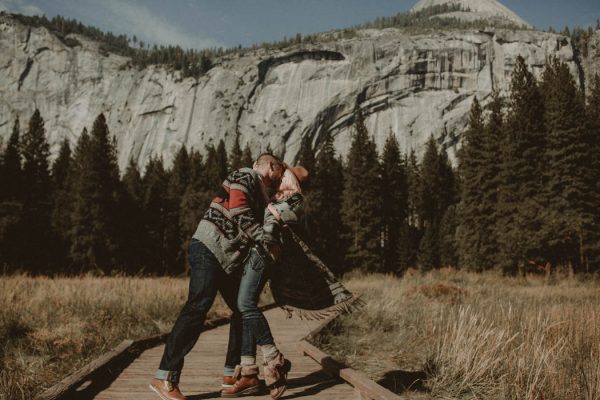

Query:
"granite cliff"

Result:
[[0, 1, 596, 170]]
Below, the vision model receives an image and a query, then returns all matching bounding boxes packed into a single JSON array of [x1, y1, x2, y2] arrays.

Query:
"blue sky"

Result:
[[1, 0, 598, 50]]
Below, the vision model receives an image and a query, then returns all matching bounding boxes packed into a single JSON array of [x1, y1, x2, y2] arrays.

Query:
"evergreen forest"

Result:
[[1, 57, 599, 277]]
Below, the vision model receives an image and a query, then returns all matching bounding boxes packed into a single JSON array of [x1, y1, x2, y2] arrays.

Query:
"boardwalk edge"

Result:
[[35, 304, 277, 400], [298, 296, 402, 400]]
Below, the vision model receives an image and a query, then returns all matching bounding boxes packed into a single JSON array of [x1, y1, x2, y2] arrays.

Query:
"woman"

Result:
[[221, 165, 307, 399]]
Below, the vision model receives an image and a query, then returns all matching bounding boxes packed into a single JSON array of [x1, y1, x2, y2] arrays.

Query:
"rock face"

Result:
[[0, 9, 593, 171], [582, 30, 600, 89], [411, 0, 532, 29]]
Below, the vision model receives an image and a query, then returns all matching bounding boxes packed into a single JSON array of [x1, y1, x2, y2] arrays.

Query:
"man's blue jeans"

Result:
[[237, 247, 275, 359], [156, 239, 242, 384]]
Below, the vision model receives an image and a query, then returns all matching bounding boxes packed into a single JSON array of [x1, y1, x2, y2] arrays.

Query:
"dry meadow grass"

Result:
[[0, 274, 232, 400], [315, 269, 600, 400], [3, 270, 599, 400]]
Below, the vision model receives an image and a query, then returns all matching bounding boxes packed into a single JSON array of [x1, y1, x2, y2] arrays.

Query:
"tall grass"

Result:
[[0, 274, 230, 400], [316, 269, 600, 399]]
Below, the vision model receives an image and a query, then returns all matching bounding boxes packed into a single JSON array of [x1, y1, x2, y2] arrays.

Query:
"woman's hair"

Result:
[[273, 168, 302, 201]]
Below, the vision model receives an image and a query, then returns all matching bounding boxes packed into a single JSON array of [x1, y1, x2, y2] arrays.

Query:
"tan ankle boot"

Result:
[[149, 378, 187, 400], [263, 354, 291, 400], [221, 365, 260, 398]]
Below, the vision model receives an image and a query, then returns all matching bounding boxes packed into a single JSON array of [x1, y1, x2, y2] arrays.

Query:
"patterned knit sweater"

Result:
[[192, 168, 278, 274]]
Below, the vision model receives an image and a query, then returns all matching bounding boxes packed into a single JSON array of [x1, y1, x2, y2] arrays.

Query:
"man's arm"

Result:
[[227, 170, 278, 246]]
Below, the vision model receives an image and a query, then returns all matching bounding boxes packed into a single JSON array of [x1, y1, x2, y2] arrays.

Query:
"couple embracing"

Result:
[[149, 153, 353, 400]]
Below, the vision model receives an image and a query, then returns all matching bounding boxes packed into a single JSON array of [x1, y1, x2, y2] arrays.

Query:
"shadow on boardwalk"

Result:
[[92, 308, 359, 399], [187, 372, 341, 400]]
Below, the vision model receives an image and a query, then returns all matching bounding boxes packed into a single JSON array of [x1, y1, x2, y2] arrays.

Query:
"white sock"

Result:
[[260, 344, 280, 363], [241, 355, 256, 366]]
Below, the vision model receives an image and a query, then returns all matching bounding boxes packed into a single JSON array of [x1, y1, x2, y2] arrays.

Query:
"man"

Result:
[[149, 153, 285, 400]]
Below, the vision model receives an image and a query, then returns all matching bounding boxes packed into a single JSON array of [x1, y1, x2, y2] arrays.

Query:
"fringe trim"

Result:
[[276, 226, 365, 320], [278, 295, 364, 320]]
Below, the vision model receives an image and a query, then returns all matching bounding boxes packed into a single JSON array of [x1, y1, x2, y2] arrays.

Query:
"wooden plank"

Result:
[[36, 340, 134, 400], [340, 369, 402, 400], [37, 306, 272, 400], [297, 340, 345, 377], [37, 329, 207, 400], [299, 340, 401, 400], [296, 294, 403, 400], [95, 307, 359, 399]]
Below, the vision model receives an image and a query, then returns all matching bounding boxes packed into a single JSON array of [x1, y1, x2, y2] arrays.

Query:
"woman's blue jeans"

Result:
[[156, 239, 242, 384], [237, 247, 275, 358]]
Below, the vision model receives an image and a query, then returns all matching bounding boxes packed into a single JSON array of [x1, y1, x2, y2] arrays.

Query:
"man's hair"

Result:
[[255, 153, 282, 166]]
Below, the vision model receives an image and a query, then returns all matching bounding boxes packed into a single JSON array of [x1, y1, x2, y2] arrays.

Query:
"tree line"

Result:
[[13, 4, 582, 82], [1, 57, 600, 276], [301, 56, 600, 277], [11, 13, 217, 78], [0, 111, 254, 275]]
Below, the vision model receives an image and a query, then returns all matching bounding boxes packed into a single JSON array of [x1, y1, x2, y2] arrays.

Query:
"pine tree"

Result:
[[587, 74, 600, 270], [120, 159, 146, 273], [169, 146, 191, 199], [297, 135, 316, 176], [496, 56, 545, 275], [417, 137, 441, 269], [296, 136, 316, 245], [380, 131, 408, 273], [21, 110, 51, 206], [305, 131, 345, 274], [439, 204, 459, 267], [204, 140, 229, 193], [456, 98, 485, 270], [229, 134, 244, 171], [1, 117, 23, 201], [68, 128, 91, 271], [0, 117, 24, 269], [51, 139, 71, 186], [340, 105, 382, 272], [143, 156, 170, 274], [215, 139, 229, 179], [241, 143, 254, 168], [20, 109, 52, 272], [541, 58, 595, 273], [478, 91, 504, 271], [416, 136, 457, 270], [166, 146, 191, 273], [418, 218, 439, 269], [50, 138, 73, 270], [403, 150, 421, 267], [457, 94, 502, 271], [188, 149, 207, 191], [437, 148, 456, 220], [70, 115, 122, 272], [406, 150, 421, 229], [180, 150, 212, 267]]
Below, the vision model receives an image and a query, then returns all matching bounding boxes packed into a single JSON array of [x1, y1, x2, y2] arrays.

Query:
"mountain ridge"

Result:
[[0, 7, 595, 171], [411, 0, 532, 29]]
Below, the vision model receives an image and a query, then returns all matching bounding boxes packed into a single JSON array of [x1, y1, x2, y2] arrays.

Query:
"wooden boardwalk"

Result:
[[94, 308, 359, 399]]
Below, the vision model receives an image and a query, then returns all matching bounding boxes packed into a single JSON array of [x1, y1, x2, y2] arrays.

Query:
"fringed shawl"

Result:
[[269, 225, 356, 320]]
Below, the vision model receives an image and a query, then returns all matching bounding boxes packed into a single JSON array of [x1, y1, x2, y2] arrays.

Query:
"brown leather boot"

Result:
[[222, 365, 241, 388], [222, 376, 237, 388], [149, 377, 187, 400], [263, 353, 291, 400], [221, 365, 260, 398]]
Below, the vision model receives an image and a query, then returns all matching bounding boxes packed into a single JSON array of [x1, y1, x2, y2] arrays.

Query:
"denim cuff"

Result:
[[156, 369, 180, 383], [224, 365, 236, 377]]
